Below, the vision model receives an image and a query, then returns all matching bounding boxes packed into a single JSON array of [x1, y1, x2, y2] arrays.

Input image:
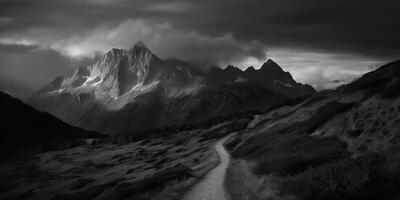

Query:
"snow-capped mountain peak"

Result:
[[36, 42, 200, 109], [30, 42, 316, 133]]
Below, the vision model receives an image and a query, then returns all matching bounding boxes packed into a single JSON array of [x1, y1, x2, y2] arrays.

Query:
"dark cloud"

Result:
[[0, 43, 95, 89], [46, 19, 267, 66], [0, 0, 399, 89], [0, 43, 38, 53], [2, 0, 398, 58]]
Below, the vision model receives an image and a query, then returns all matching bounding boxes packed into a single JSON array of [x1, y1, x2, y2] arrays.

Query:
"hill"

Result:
[[0, 92, 101, 158], [225, 60, 400, 200]]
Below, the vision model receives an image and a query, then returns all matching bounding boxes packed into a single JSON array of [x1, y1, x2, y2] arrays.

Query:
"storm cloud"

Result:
[[50, 19, 267, 66], [0, 0, 399, 89]]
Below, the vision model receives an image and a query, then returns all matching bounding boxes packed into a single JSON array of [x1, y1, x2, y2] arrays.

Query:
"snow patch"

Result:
[[273, 80, 294, 88], [48, 88, 65, 94]]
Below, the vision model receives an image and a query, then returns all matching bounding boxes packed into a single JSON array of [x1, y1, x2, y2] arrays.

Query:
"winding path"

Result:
[[183, 136, 232, 200]]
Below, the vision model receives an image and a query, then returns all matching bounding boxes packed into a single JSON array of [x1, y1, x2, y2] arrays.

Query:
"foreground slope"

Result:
[[29, 42, 315, 134], [0, 92, 100, 158], [225, 60, 400, 200], [0, 111, 253, 200], [183, 136, 231, 200]]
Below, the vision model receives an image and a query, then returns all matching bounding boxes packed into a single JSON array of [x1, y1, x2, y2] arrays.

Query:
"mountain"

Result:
[[4, 58, 400, 200], [0, 77, 33, 101], [224, 59, 400, 199], [29, 42, 315, 134], [0, 92, 101, 158], [206, 59, 315, 97]]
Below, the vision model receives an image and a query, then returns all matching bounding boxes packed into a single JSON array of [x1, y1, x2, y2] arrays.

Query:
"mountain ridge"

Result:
[[29, 42, 316, 134]]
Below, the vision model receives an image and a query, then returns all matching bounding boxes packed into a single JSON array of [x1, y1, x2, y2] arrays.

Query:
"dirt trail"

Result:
[[183, 136, 232, 200]]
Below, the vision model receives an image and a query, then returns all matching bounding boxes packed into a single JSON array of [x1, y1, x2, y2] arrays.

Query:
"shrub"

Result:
[[381, 78, 400, 99], [304, 101, 356, 134], [346, 129, 363, 138], [279, 154, 400, 200], [70, 178, 96, 190], [112, 165, 193, 199]]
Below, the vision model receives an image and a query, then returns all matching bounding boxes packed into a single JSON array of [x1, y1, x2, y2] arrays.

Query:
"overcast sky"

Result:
[[0, 0, 399, 90]]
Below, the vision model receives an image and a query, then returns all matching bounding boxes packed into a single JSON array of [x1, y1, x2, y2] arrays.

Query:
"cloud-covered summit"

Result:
[[50, 19, 267, 66]]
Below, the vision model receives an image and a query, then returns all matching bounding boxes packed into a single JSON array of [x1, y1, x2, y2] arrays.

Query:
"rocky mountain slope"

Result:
[[0, 92, 101, 158], [29, 42, 315, 134]]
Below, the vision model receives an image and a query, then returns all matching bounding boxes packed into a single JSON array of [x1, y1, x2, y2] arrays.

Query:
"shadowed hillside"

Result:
[[0, 92, 101, 158], [225, 60, 400, 200]]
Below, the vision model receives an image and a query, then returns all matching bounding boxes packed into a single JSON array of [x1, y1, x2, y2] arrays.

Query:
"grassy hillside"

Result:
[[225, 60, 400, 200], [0, 113, 253, 200]]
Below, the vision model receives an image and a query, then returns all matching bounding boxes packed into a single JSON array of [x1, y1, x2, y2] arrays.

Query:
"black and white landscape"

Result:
[[1, 1, 400, 200], [29, 42, 315, 134]]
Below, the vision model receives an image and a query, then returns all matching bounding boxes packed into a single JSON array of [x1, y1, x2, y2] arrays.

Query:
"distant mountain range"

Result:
[[29, 42, 315, 134], [0, 92, 101, 158]]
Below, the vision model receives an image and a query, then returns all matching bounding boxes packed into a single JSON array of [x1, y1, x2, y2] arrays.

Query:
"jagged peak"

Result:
[[129, 41, 157, 59], [224, 65, 242, 72], [110, 48, 124, 53], [131, 41, 150, 52], [102, 48, 126, 61], [260, 59, 283, 71], [245, 66, 256, 72], [134, 41, 146, 47]]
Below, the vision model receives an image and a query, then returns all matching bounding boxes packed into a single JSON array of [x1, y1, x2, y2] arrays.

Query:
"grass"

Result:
[[51, 166, 195, 200], [69, 178, 96, 190], [226, 89, 400, 200], [341, 60, 400, 100], [107, 110, 258, 144], [104, 113, 256, 148], [302, 101, 356, 134], [228, 132, 400, 200], [225, 60, 400, 199], [279, 153, 400, 200], [113, 165, 193, 199], [381, 78, 400, 99], [224, 160, 279, 200], [52, 182, 118, 200], [240, 134, 349, 177], [230, 101, 354, 177]]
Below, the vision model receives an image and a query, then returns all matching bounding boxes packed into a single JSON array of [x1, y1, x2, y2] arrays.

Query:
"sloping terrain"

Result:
[[0, 114, 252, 200], [29, 42, 315, 134], [225, 60, 400, 200], [2, 60, 400, 200], [0, 77, 33, 101], [183, 136, 232, 200], [0, 92, 101, 158]]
